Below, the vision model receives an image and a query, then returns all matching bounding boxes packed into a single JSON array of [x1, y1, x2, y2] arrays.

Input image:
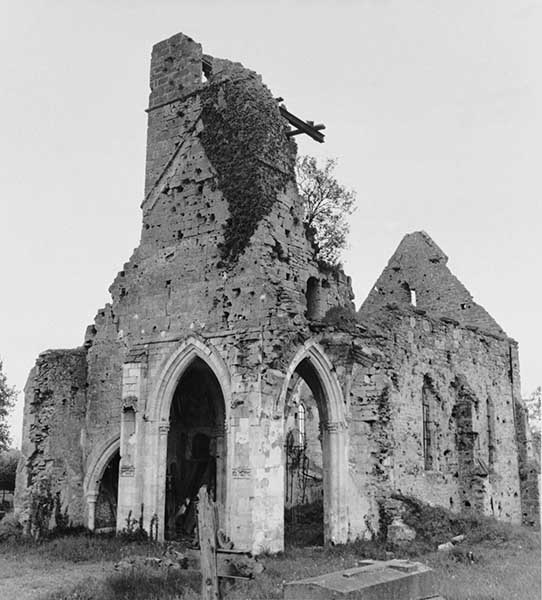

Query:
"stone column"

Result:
[[117, 358, 145, 532], [212, 423, 227, 530], [322, 420, 348, 545], [154, 422, 170, 541], [227, 415, 255, 551], [87, 491, 98, 531]]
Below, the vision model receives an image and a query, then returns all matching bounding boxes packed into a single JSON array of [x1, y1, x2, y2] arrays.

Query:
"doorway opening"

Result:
[[284, 359, 327, 547], [95, 450, 120, 531], [165, 357, 226, 541]]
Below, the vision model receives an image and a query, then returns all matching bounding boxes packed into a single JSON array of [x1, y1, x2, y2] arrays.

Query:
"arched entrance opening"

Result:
[[278, 341, 348, 549], [164, 357, 226, 540], [95, 450, 120, 531], [284, 357, 338, 547]]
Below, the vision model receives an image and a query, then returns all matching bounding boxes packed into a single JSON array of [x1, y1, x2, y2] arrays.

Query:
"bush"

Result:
[[0, 511, 22, 540], [389, 494, 533, 552]]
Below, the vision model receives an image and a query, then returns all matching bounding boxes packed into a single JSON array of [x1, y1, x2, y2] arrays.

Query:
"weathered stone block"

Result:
[[284, 560, 438, 600]]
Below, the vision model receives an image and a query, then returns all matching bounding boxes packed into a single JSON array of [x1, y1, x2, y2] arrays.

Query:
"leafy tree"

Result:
[[525, 386, 541, 460], [295, 155, 356, 265], [0, 449, 20, 491], [0, 359, 16, 452]]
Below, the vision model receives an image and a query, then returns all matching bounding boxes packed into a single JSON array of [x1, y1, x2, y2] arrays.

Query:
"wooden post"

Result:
[[197, 484, 220, 600]]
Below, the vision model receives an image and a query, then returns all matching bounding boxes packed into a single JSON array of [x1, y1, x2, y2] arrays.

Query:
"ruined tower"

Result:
[[15, 32, 536, 552]]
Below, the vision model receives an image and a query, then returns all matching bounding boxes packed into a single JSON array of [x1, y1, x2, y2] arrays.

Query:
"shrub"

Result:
[[389, 493, 533, 552], [0, 511, 22, 541]]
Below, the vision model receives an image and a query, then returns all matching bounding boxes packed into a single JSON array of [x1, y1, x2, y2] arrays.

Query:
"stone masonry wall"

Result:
[[15, 32, 533, 549], [15, 349, 87, 531], [81, 34, 354, 470], [350, 294, 524, 523]]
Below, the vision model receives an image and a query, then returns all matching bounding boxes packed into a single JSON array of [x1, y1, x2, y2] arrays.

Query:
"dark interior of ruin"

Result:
[[284, 362, 324, 546], [165, 358, 225, 540], [95, 451, 119, 530]]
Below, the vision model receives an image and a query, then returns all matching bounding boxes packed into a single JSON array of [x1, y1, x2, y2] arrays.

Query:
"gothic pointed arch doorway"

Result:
[[164, 356, 227, 540], [279, 341, 349, 547]]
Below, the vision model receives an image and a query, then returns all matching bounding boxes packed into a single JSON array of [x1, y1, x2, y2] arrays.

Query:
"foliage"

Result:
[[118, 508, 149, 542], [0, 448, 20, 490], [295, 155, 356, 265], [0, 512, 22, 540], [525, 386, 541, 459], [389, 493, 530, 553], [0, 358, 17, 451], [200, 73, 294, 265], [28, 474, 56, 540]]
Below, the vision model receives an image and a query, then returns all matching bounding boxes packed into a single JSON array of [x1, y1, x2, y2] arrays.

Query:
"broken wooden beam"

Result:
[[279, 106, 326, 143]]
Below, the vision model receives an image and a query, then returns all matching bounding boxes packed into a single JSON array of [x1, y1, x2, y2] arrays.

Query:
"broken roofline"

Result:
[[145, 56, 326, 143]]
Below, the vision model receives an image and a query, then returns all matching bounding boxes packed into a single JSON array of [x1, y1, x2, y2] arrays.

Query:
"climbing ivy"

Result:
[[200, 75, 295, 265]]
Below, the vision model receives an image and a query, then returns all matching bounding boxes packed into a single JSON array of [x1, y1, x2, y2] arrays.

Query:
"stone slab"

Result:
[[283, 559, 439, 600]]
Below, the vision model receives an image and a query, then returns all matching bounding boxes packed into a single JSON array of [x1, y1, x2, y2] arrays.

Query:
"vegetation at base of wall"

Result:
[[0, 527, 152, 561], [3, 516, 538, 600], [200, 76, 295, 266], [388, 493, 531, 552]]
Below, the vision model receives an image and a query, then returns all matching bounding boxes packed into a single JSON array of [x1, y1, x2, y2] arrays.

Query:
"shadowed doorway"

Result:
[[165, 357, 226, 540]]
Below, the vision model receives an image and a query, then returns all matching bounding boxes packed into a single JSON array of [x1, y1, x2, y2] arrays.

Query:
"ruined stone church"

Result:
[[15, 32, 538, 553]]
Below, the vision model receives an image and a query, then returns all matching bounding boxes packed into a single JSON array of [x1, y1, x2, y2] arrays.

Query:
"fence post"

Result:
[[197, 484, 219, 600]]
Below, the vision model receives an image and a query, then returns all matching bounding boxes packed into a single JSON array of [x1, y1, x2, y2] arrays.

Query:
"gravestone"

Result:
[[284, 559, 444, 600]]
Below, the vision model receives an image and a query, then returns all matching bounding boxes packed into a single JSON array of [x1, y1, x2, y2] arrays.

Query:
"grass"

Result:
[[426, 533, 540, 600], [46, 570, 200, 600], [1, 508, 539, 600], [0, 530, 158, 563]]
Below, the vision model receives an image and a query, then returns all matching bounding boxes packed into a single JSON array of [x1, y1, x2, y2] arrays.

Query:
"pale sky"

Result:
[[1, 0, 540, 447]]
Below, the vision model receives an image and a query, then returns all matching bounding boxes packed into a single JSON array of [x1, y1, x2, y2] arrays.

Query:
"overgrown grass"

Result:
[[425, 529, 540, 600], [46, 568, 200, 600], [390, 493, 529, 552], [0, 530, 159, 563], [3, 505, 539, 600], [223, 522, 540, 600]]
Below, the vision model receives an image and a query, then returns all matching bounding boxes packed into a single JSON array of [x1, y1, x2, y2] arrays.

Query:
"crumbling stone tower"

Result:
[[17, 32, 356, 552], [16, 32, 537, 552]]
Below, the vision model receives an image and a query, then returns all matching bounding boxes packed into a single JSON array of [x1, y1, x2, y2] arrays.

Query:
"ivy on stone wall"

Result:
[[200, 76, 295, 265]]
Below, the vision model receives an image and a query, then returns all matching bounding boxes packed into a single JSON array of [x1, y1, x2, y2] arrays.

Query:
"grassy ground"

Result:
[[0, 517, 539, 599]]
